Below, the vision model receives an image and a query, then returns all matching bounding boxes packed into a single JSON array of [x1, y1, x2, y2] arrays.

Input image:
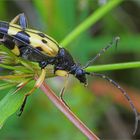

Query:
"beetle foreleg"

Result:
[[59, 75, 69, 100], [55, 70, 70, 107]]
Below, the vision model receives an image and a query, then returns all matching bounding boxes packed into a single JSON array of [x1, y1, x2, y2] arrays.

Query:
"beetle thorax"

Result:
[[55, 48, 87, 85], [55, 48, 75, 71]]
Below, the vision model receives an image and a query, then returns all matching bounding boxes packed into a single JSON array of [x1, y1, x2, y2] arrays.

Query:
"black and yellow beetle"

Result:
[[0, 13, 139, 134]]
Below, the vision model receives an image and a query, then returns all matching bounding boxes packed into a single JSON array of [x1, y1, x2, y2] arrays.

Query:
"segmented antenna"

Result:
[[90, 72, 139, 135], [83, 36, 120, 69]]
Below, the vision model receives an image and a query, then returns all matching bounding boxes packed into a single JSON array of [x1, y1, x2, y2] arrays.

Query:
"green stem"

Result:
[[85, 61, 140, 72], [60, 0, 123, 47]]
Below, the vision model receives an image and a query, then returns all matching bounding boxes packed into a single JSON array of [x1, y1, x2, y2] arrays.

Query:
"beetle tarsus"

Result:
[[17, 95, 28, 116]]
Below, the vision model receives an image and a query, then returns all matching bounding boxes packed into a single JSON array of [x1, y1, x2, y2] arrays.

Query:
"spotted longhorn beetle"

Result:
[[0, 13, 139, 134]]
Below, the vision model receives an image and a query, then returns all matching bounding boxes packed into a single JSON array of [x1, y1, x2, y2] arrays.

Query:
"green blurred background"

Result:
[[0, 0, 140, 139]]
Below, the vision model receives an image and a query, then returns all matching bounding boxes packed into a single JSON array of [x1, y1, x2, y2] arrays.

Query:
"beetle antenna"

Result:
[[90, 72, 140, 135], [83, 36, 120, 69]]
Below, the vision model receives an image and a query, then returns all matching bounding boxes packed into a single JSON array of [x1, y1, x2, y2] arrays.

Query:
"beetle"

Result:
[[0, 13, 139, 134]]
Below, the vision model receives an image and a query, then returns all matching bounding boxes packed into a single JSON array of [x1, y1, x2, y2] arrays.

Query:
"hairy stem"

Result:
[[40, 81, 100, 140]]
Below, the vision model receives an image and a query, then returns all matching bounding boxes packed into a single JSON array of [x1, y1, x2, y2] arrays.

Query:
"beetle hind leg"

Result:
[[10, 13, 28, 29], [18, 68, 46, 116]]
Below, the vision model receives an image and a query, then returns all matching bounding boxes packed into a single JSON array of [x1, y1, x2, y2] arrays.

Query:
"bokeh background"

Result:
[[0, 0, 140, 139]]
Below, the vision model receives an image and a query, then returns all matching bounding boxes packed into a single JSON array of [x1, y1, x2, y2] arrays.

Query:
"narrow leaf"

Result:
[[0, 81, 34, 128]]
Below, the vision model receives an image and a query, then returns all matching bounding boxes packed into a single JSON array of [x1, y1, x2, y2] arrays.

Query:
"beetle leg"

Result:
[[0, 14, 28, 44], [55, 70, 70, 107], [10, 13, 28, 29], [34, 68, 47, 88], [18, 68, 46, 116], [59, 75, 69, 99], [59, 75, 69, 107]]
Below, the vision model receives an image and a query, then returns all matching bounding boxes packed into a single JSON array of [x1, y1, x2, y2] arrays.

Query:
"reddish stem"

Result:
[[40, 81, 100, 140]]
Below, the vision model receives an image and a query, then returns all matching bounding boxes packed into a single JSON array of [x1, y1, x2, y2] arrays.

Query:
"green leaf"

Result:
[[0, 83, 15, 90], [0, 81, 34, 128]]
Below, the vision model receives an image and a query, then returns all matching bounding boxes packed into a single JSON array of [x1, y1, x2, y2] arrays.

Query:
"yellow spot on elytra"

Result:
[[9, 23, 59, 57]]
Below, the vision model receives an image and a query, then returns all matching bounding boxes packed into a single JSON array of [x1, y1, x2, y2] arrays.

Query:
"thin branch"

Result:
[[0, 64, 31, 73], [40, 81, 100, 140], [0, 74, 33, 79]]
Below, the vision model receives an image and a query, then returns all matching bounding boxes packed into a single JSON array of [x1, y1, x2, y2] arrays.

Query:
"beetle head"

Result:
[[71, 66, 89, 86]]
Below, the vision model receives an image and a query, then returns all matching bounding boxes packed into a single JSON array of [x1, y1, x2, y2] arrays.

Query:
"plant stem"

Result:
[[40, 81, 100, 140], [60, 0, 123, 47], [85, 61, 140, 72], [0, 74, 33, 79], [0, 64, 31, 73]]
